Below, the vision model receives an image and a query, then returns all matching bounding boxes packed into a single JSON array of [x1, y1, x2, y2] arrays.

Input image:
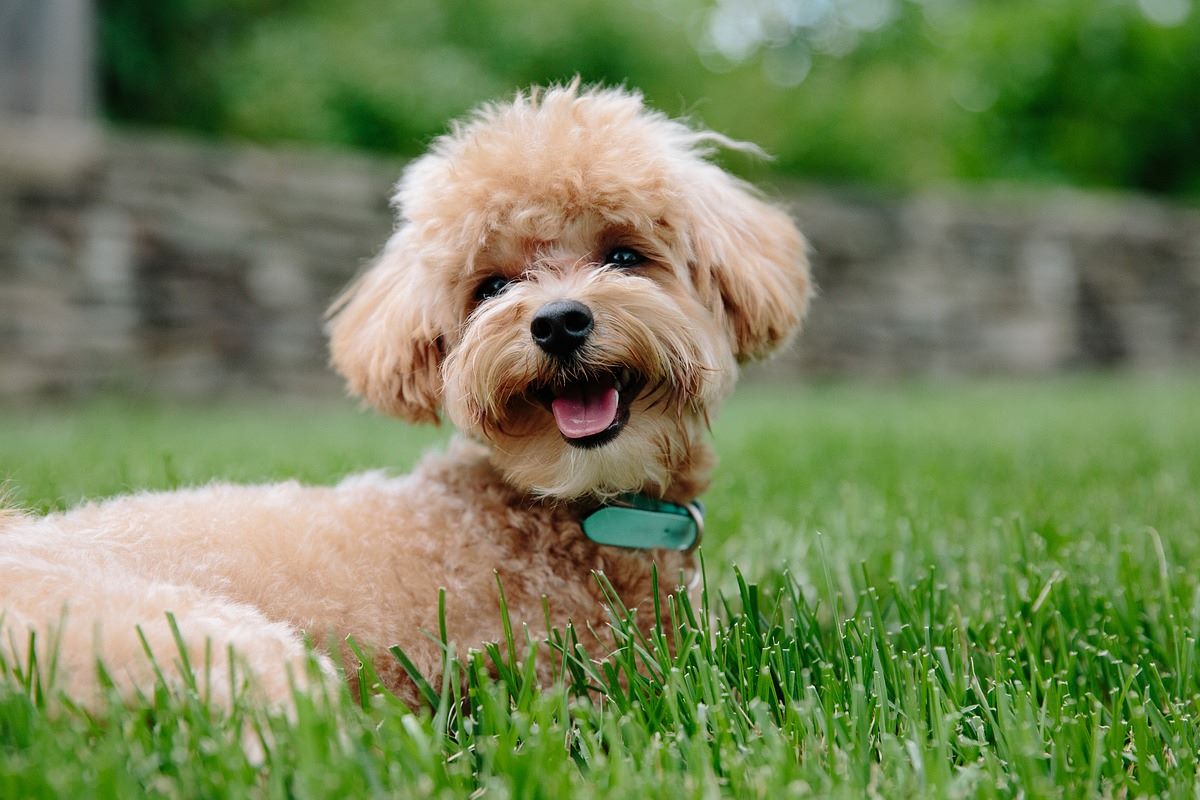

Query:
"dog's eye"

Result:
[[605, 247, 645, 269], [474, 275, 512, 302]]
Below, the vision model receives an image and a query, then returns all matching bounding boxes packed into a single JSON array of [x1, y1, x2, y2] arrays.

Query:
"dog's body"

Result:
[[0, 440, 687, 705], [1, 84, 809, 707]]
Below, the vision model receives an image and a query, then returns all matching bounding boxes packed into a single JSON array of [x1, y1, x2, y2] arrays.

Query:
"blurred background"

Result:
[[1, 0, 1198, 398]]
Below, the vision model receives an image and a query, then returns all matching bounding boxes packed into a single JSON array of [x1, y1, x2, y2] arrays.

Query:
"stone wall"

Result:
[[1, 135, 398, 397], [1, 131, 1198, 400], [789, 186, 1200, 377]]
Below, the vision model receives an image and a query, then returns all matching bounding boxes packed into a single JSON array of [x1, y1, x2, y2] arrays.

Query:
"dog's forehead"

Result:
[[398, 90, 702, 251], [480, 215, 618, 262]]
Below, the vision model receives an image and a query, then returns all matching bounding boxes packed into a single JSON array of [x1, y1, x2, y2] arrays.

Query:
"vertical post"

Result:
[[0, 0, 99, 177]]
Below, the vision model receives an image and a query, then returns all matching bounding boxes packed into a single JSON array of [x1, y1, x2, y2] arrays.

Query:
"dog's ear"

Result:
[[326, 228, 451, 423], [687, 167, 812, 362]]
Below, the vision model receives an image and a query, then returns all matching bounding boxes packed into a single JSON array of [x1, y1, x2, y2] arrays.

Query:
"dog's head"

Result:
[[328, 84, 810, 499]]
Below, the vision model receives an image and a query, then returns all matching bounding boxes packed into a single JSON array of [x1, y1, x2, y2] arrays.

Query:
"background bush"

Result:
[[98, 0, 1200, 196]]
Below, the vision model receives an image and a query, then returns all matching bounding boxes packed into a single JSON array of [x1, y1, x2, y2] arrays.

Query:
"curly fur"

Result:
[[0, 83, 810, 707]]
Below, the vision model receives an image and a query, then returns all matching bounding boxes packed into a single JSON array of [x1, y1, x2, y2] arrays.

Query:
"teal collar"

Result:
[[581, 494, 704, 551]]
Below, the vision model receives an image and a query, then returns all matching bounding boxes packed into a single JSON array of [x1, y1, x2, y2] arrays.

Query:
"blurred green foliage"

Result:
[[98, 0, 1200, 196]]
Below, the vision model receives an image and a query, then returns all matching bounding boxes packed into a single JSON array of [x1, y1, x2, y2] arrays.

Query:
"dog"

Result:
[[0, 84, 811, 709]]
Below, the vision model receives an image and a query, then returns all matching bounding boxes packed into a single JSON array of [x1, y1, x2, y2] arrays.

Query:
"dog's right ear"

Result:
[[326, 228, 450, 424]]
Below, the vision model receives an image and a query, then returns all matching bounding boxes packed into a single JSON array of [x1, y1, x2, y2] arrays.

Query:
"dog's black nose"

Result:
[[530, 300, 594, 357]]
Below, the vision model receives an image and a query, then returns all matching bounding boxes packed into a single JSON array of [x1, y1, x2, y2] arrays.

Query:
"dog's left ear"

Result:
[[325, 228, 452, 423], [687, 166, 812, 362]]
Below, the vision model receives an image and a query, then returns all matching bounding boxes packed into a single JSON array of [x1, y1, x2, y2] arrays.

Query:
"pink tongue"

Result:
[[551, 385, 620, 439]]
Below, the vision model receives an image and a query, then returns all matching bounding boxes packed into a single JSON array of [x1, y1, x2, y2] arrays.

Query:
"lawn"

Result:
[[2, 376, 1199, 797]]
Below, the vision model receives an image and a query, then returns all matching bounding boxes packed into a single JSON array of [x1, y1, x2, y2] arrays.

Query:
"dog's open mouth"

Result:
[[534, 368, 644, 448]]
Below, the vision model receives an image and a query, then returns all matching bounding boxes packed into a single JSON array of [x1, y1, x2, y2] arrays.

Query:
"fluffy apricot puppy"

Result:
[[0, 85, 810, 708]]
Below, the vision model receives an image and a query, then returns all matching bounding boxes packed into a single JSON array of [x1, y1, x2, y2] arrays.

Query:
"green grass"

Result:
[[2, 376, 1199, 797]]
